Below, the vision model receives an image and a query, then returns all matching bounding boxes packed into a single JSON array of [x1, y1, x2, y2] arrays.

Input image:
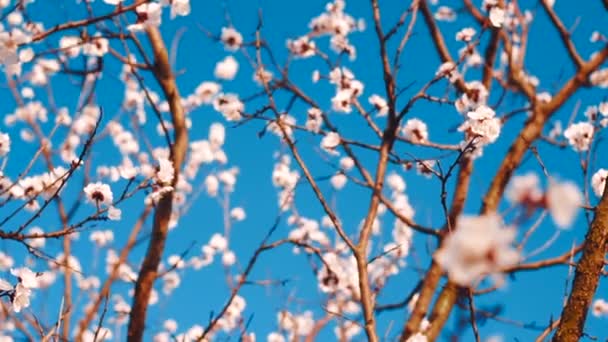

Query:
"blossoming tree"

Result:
[[0, 0, 606, 341]]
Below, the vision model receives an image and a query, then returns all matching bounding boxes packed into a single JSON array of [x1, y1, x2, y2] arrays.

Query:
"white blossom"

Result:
[[221, 27, 243, 51], [157, 157, 175, 184], [214, 56, 239, 80], [546, 179, 582, 229], [564, 122, 594, 152], [321, 132, 341, 155], [84, 182, 114, 206], [591, 169, 608, 197], [0, 132, 9, 156], [435, 213, 519, 286], [402, 119, 429, 143]]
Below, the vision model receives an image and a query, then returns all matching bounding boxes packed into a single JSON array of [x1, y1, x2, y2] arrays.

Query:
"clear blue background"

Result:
[[1, 0, 607, 340]]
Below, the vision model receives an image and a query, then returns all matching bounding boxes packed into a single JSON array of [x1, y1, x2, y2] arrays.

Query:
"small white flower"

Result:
[[169, 0, 190, 18], [368, 94, 388, 116], [11, 267, 39, 289], [221, 27, 243, 51], [90, 230, 114, 248], [108, 206, 122, 221], [331, 89, 353, 113], [205, 175, 219, 197], [12, 283, 31, 312], [436, 62, 460, 83], [591, 169, 608, 197], [564, 122, 594, 152], [84, 182, 114, 206], [321, 132, 341, 155], [213, 93, 244, 121], [157, 157, 174, 184], [456, 27, 476, 42], [592, 299, 608, 317], [222, 251, 236, 266], [434, 213, 519, 286], [214, 56, 239, 80], [306, 108, 323, 133], [164, 319, 178, 333], [287, 36, 316, 58], [387, 173, 406, 193], [330, 173, 347, 190], [195, 82, 221, 104], [546, 179, 582, 229], [489, 7, 505, 27], [230, 207, 246, 221], [209, 122, 225, 148], [459, 105, 501, 145], [167, 255, 186, 269], [0, 132, 10, 156], [434, 6, 456, 22], [209, 233, 228, 251], [340, 157, 355, 171], [506, 173, 543, 205], [402, 119, 429, 143]]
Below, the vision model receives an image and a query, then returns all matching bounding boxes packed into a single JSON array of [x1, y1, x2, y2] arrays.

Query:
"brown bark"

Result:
[[552, 186, 608, 341], [126, 27, 189, 342]]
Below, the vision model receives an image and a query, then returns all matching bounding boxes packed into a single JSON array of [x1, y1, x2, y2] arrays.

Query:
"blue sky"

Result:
[[1, 0, 607, 340]]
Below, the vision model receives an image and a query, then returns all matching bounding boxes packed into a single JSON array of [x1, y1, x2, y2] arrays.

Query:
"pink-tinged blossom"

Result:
[[214, 56, 239, 80], [128, 3, 162, 31], [12, 283, 31, 312], [591, 169, 608, 197], [90, 230, 114, 248], [435, 213, 519, 286], [331, 89, 353, 113], [546, 179, 583, 229], [436, 61, 461, 83], [230, 207, 246, 221], [456, 27, 476, 42], [589, 68, 608, 88], [221, 27, 243, 51], [84, 182, 114, 206], [287, 35, 316, 58], [340, 157, 355, 171], [368, 94, 388, 116], [168, 0, 191, 18], [306, 107, 323, 133], [10, 267, 38, 288], [402, 118, 429, 143], [209, 122, 225, 148], [330, 173, 347, 190], [387, 173, 406, 193], [222, 250, 236, 266], [459, 105, 501, 147], [564, 122, 594, 151], [506, 173, 543, 205], [0, 252, 14, 271], [213, 93, 244, 121], [195, 81, 221, 104], [82, 35, 109, 56], [489, 7, 506, 27], [434, 6, 456, 21], [416, 160, 436, 179], [592, 299, 608, 317], [157, 157, 175, 184], [205, 174, 219, 197], [321, 132, 341, 155], [0, 132, 9, 156], [253, 67, 273, 85]]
